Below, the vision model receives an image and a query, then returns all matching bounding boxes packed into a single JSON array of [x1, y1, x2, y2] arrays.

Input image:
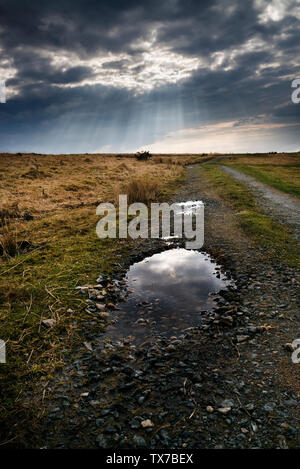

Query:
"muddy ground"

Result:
[[24, 164, 299, 449]]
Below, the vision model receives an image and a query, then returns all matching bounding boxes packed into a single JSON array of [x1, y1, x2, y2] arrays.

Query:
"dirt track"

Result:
[[221, 165, 300, 241]]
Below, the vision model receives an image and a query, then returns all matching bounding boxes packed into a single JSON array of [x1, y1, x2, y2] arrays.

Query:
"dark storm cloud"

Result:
[[7, 48, 94, 86], [0, 0, 157, 55], [0, 0, 299, 152]]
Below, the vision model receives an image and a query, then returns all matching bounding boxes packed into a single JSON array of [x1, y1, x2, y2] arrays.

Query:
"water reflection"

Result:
[[106, 248, 232, 343]]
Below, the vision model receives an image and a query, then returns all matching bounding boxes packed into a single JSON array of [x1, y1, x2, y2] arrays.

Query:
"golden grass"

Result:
[[0, 202, 21, 225], [0, 221, 18, 258], [0, 153, 202, 225], [121, 178, 160, 204]]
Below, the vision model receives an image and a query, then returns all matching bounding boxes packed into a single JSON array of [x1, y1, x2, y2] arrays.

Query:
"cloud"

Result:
[[144, 120, 300, 153], [0, 0, 299, 152]]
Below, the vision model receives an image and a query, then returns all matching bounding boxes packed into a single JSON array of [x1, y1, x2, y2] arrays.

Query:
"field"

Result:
[[0, 151, 299, 447], [0, 152, 205, 442]]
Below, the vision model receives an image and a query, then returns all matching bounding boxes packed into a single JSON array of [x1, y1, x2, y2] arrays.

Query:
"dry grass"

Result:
[[217, 153, 300, 166], [0, 221, 18, 258], [152, 155, 206, 166], [0, 202, 21, 226], [122, 178, 160, 204], [0, 153, 203, 226]]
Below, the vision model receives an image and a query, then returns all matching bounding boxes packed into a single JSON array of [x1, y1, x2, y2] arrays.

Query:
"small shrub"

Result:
[[136, 150, 152, 161]]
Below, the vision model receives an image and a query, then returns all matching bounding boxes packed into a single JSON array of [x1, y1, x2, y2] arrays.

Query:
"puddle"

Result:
[[106, 248, 233, 344]]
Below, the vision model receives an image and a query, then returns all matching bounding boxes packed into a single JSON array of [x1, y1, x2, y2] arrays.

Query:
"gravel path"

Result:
[[221, 166, 300, 241]]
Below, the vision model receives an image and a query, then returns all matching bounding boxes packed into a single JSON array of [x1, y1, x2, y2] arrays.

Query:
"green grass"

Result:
[[224, 164, 300, 198], [200, 164, 300, 268], [0, 209, 131, 443]]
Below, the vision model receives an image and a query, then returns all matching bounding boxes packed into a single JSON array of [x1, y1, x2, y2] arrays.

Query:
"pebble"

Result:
[[42, 319, 56, 328], [236, 335, 249, 343], [96, 434, 109, 448], [141, 419, 154, 428], [132, 435, 147, 448], [217, 407, 231, 414], [99, 312, 110, 319], [264, 402, 276, 412], [221, 399, 234, 408]]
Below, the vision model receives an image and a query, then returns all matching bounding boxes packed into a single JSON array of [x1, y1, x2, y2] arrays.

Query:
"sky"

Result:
[[0, 0, 299, 154]]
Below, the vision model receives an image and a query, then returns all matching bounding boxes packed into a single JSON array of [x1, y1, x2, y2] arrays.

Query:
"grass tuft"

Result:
[[121, 178, 160, 204], [0, 221, 18, 258]]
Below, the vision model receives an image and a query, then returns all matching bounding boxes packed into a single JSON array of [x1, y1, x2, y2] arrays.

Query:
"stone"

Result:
[[283, 343, 294, 352], [236, 335, 249, 343], [99, 312, 110, 319], [83, 341, 92, 351], [167, 344, 175, 351], [220, 316, 233, 326], [221, 399, 234, 408], [217, 407, 231, 414], [42, 319, 56, 328], [104, 425, 117, 434], [96, 434, 109, 448], [132, 435, 147, 448], [141, 419, 154, 428], [264, 402, 276, 412], [245, 403, 255, 411]]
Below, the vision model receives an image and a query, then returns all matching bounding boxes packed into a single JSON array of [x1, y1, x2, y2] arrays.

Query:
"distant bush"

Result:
[[136, 150, 152, 161]]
